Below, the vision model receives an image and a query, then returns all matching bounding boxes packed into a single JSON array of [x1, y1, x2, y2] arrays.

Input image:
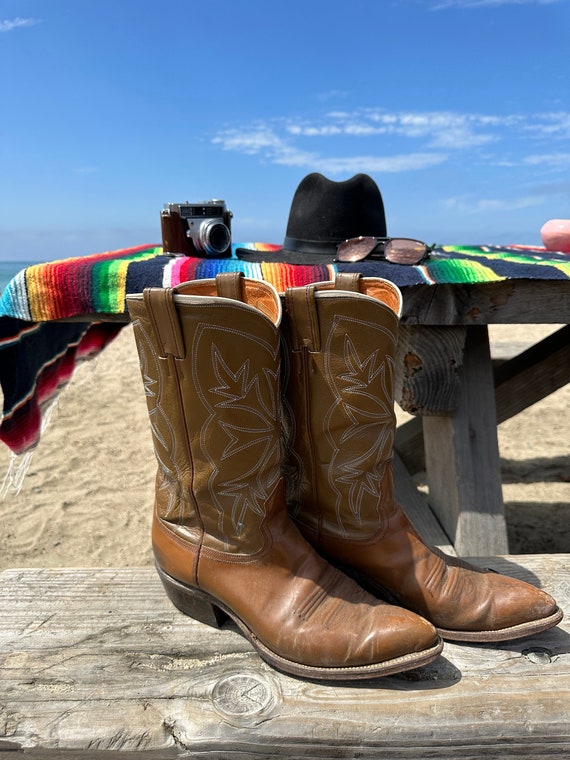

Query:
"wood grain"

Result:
[[395, 325, 466, 415], [401, 281, 569, 326], [1, 557, 568, 758]]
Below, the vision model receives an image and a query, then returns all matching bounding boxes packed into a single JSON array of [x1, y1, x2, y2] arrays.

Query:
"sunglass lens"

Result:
[[337, 237, 378, 262], [385, 239, 427, 265]]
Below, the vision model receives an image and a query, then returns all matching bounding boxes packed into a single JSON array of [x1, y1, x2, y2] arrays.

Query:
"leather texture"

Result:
[[126, 273, 440, 677], [282, 274, 562, 642]]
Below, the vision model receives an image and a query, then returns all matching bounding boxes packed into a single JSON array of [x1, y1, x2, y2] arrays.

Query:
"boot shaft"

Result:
[[282, 275, 402, 542], [127, 274, 283, 555]]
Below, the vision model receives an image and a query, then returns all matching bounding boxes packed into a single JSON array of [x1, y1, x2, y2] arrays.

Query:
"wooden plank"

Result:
[[423, 325, 509, 555], [401, 280, 570, 326], [58, 280, 570, 328], [394, 415, 424, 474], [1, 558, 568, 758], [494, 325, 570, 424]]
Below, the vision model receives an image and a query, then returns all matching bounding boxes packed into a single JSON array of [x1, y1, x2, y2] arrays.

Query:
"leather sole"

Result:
[[436, 607, 564, 643], [155, 564, 444, 681]]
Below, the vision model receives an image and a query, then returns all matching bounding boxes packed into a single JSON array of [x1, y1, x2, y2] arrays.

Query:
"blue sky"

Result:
[[1, 0, 569, 262]]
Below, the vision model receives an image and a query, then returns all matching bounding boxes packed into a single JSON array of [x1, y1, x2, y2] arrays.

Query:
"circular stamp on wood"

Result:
[[211, 673, 280, 726]]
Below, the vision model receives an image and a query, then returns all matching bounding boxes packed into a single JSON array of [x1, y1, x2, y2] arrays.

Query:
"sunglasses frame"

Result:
[[336, 236, 433, 264]]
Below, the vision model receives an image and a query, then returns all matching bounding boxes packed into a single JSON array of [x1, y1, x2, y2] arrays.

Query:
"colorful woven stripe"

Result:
[[2, 245, 162, 321], [0, 241, 568, 456], [2, 242, 568, 323]]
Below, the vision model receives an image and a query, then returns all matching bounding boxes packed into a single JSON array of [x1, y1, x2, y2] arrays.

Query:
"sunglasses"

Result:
[[336, 236, 433, 264]]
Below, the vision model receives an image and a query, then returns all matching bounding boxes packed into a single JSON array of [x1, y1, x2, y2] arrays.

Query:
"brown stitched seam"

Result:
[[301, 344, 322, 542], [295, 565, 340, 621], [169, 352, 203, 588], [165, 291, 183, 357]]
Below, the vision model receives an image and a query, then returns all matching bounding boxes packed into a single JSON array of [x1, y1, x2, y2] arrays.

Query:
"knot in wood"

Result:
[[522, 647, 554, 665], [211, 673, 277, 724]]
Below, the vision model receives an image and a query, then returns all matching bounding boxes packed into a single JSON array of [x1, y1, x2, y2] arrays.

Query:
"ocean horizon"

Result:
[[0, 261, 37, 294]]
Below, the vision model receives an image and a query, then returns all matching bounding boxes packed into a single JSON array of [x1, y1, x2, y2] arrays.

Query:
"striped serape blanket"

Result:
[[1, 242, 568, 457]]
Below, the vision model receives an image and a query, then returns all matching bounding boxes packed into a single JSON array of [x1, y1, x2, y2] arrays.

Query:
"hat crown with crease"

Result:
[[286, 172, 386, 245], [237, 172, 387, 263]]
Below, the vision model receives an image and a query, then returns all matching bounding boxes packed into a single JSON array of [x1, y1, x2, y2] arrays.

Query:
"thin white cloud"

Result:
[[72, 166, 99, 175], [212, 127, 317, 168], [312, 153, 447, 174], [431, 0, 561, 9], [212, 128, 285, 155], [523, 152, 570, 167], [212, 108, 570, 175], [523, 112, 570, 139], [316, 89, 349, 103], [493, 151, 570, 168], [444, 195, 547, 212], [0, 17, 41, 32], [212, 126, 446, 174], [286, 110, 517, 150]]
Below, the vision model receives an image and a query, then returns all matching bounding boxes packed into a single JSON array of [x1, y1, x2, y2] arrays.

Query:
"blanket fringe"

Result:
[[1, 398, 59, 499]]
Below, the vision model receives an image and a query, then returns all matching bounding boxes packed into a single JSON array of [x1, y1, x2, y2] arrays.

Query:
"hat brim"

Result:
[[235, 247, 335, 264]]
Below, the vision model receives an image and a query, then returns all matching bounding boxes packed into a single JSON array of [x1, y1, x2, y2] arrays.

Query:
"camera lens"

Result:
[[196, 220, 231, 256]]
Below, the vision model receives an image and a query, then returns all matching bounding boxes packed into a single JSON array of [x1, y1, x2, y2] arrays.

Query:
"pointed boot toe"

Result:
[[267, 567, 443, 679], [435, 569, 563, 643], [364, 602, 442, 666]]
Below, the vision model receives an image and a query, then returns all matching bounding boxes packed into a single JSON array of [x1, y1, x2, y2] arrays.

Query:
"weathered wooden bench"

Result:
[[1, 555, 568, 759]]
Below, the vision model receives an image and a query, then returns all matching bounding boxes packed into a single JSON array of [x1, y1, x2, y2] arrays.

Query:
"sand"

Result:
[[0, 323, 568, 569]]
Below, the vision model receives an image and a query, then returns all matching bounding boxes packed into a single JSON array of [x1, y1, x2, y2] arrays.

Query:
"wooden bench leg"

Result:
[[423, 325, 509, 556]]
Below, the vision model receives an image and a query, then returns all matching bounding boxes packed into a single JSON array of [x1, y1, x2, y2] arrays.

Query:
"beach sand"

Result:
[[0, 323, 568, 569]]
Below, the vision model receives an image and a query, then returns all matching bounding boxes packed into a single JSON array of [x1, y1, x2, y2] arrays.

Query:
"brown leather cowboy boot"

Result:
[[282, 273, 562, 642], [126, 273, 441, 680]]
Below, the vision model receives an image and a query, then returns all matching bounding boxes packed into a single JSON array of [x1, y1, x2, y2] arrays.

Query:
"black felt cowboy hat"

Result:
[[236, 172, 387, 264]]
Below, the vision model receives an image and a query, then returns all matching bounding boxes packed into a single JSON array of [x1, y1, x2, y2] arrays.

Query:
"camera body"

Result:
[[161, 200, 233, 257]]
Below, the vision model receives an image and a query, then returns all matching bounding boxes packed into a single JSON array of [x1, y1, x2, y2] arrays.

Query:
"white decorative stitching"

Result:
[[192, 323, 281, 543], [323, 315, 395, 531]]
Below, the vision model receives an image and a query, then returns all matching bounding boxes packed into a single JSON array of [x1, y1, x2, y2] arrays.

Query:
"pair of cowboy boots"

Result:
[[126, 272, 561, 681]]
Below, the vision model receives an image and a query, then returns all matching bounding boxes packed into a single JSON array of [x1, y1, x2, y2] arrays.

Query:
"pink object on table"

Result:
[[541, 219, 570, 253]]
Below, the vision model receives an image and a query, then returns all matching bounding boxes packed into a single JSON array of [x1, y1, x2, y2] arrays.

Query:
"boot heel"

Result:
[[156, 565, 228, 629]]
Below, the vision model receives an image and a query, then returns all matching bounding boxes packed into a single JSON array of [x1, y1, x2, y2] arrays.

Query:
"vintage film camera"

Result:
[[160, 200, 233, 257]]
